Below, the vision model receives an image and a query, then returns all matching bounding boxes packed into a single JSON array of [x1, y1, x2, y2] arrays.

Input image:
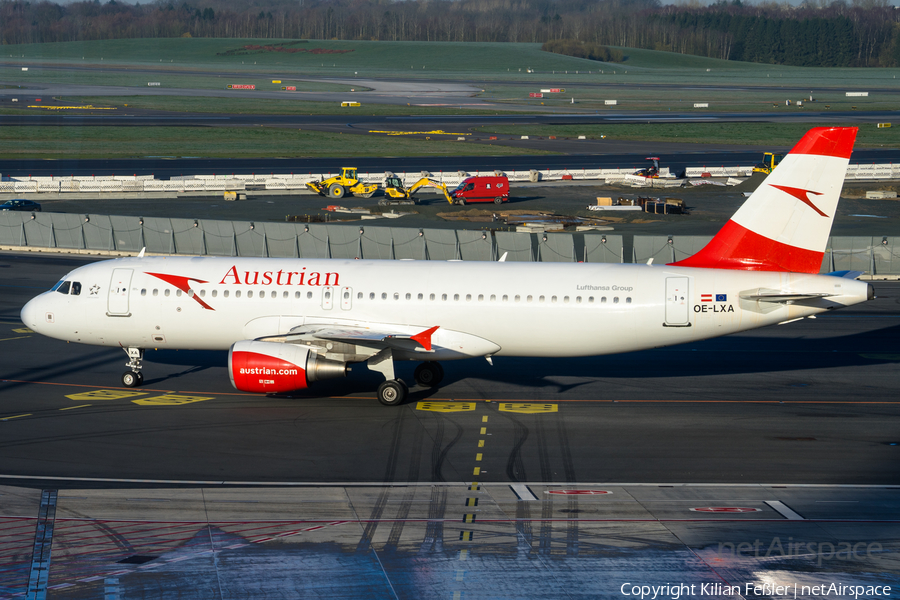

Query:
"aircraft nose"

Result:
[[20, 296, 45, 333]]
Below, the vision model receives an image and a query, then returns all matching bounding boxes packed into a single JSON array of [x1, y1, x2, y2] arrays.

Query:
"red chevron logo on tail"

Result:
[[769, 184, 828, 217]]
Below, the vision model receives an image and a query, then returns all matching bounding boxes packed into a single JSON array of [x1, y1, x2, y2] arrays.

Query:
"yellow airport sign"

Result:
[[416, 401, 476, 412], [66, 389, 147, 401], [499, 403, 558, 414], [132, 394, 213, 406]]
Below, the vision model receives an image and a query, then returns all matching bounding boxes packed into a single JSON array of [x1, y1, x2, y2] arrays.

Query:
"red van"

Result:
[[449, 176, 509, 205]]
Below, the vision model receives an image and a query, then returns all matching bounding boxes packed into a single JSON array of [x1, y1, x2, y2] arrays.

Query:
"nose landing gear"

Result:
[[122, 347, 144, 387]]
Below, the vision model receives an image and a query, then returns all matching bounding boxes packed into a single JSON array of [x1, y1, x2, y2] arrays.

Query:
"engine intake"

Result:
[[229, 340, 347, 393]]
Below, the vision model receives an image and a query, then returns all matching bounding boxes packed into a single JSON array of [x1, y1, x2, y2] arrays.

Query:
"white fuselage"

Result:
[[20, 256, 870, 360]]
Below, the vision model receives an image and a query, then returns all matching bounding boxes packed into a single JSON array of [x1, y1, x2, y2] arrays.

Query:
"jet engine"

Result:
[[229, 340, 347, 393]]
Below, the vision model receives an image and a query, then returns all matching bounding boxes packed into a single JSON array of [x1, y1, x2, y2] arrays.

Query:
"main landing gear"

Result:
[[121, 347, 144, 388], [368, 350, 444, 406]]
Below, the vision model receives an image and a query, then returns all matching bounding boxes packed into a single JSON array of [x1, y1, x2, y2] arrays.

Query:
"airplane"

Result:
[[20, 127, 872, 406]]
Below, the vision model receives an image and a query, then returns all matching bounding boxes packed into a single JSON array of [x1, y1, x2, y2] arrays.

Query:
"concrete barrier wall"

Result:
[[2, 211, 899, 275]]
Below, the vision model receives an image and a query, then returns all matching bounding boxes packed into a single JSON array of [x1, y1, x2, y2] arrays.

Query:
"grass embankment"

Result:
[[0, 126, 551, 159], [477, 122, 900, 148]]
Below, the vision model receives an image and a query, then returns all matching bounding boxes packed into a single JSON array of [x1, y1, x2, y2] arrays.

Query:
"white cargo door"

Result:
[[664, 277, 690, 326], [322, 286, 334, 310], [107, 268, 133, 316], [340, 287, 352, 310]]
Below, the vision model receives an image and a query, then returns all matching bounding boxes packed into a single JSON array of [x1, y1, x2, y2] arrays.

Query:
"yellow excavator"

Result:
[[752, 152, 783, 175], [306, 167, 378, 199], [380, 173, 453, 205]]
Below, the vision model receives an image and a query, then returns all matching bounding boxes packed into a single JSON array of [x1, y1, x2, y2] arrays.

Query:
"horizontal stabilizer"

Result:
[[739, 290, 834, 303]]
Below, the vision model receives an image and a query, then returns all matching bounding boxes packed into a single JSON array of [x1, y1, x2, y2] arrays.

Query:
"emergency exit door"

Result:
[[107, 268, 133, 316], [664, 277, 691, 326]]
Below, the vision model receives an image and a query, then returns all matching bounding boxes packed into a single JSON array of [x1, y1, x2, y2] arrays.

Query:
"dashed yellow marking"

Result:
[[416, 401, 476, 413], [12, 328, 32, 334], [465, 498, 478, 507], [479, 427, 487, 435], [455, 570, 465, 582], [478, 440, 484, 448], [459, 549, 469, 560], [1, 413, 31, 421], [132, 394, 214, 406], [369, 129, 469, 136], [468, 482, 480, 491], [459, 531, 473, 541], [462, 514, 475, 523], [66, 390, 147, 401], [482, 416, 488, 423], [475, 453, 483, 462], [473, 467, 481, 476], [500, 403, 558, 414], [59, 404, 91, 411], [0, 336, 31, 342]]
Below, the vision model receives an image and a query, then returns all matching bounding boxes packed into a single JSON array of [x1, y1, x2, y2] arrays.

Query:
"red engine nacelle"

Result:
[[228, 340, 347, 393]]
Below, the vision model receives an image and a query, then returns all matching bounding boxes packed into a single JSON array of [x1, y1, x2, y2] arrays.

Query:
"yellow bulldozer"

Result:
[[752, 152, 783, 175], [380, 173, 453, 206], [306, 167, 378, 199]]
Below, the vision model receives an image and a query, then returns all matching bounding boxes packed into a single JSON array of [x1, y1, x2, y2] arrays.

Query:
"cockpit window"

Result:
[[55, 281, 71, 295], [51, 280, 65, 292], [71, 282, 82, 296]]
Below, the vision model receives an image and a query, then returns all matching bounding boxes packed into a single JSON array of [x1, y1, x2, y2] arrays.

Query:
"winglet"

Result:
[[410, 326, 439, 351]]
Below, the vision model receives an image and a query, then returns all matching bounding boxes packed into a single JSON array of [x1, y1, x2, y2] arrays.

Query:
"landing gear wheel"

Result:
[[122, 371, 140, 388], [494, 197, 503, 204], [377, 379, 408, 406], [136, 372, 144, 386], [328, 184, 346, 199], [414, 362, 444, 387]]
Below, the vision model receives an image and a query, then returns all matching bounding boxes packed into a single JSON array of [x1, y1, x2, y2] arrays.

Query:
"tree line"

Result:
[[2, 0, 899, 67]]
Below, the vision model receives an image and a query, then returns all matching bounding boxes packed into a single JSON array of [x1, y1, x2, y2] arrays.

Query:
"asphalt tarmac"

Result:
[[2, 252, 899, 486]]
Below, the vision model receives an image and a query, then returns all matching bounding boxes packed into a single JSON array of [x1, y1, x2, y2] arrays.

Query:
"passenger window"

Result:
[[454, 294, 460, 301], [199, 289, 205, 297], [187, 289, 194, 298], [382, 292, 387, 300], [626, 297, 632, 304], [176, 289, 183, 297], [614, 297, 620, 303], [466, 294, 472, 301], [588, 296, 594, 303], [357, 292, 363, 299], [442, 294, 448, 301], [406, 293, 411, 300], [164, 289, 170, 297], [283, 291, 288, 299], [527, 295, 533, 303], [489, 294, 495, 301], [212, 290, 217, 298], [429, 293, 435, 301], [141, 289, 147, 297], [224, 290, 229, 298], [71, 282, 82, 295], [56, 281, 71, 295], [235, 290, 241, 298], [394, 292, 399, 300], [369, 292, 375, 300], [295, 291, 300, 299], [551, 296, 557, 303], [601, 296, 607, 303], [564, 296, 569, 303], [248, 291, 253, 298], [514, 295, 520, 302], [417, 293, 423, 300], [307, 291, 313, 299], [153, 289, 159, 297], [576, 296, 581, 304], [539, 295, 545, 303], [325, 291, 331, 300]]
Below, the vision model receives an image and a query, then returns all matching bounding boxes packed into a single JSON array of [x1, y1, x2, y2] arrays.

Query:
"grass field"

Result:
[[0, 126, 551, 159], [477, 122, 900, 148]]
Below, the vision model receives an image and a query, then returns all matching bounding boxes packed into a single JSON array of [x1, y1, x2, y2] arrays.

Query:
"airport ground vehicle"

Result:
[[449, 175, 509, 204], [633, 157, 660, 178], [380, 173, 453, 205], [0, 199, 41, 211], [306, 167, 378, 199], [753, 152, 784, 174], [21, 128, 871, 406]]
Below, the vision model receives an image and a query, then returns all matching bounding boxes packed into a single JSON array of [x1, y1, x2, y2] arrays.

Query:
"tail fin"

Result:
[[671, 127, 857, 273]]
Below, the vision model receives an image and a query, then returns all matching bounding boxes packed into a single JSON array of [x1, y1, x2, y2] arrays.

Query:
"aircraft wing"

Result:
[[288, 324, 440, 352]]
